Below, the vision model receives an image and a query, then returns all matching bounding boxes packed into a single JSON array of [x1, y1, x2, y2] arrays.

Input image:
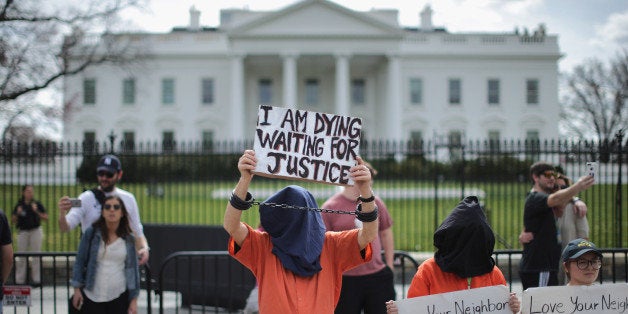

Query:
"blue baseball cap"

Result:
[[97, 155, 122, 173], [562, 238, 603, 262]]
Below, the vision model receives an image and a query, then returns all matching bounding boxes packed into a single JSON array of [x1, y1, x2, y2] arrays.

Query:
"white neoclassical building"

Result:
[[63, 0, 561, 148]]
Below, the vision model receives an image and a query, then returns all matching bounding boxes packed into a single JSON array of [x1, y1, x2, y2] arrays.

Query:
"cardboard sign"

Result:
[[521, 283, 628, 314], [396, 285, 512, 314], [253, 105, 361, 185], [2, 285, 31, 307]]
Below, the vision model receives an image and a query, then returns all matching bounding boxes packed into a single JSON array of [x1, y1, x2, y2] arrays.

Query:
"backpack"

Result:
[[90, 188, 106, 207]]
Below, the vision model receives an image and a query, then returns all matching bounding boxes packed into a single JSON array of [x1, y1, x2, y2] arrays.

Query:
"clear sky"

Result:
[[120, 0, 628, 73]]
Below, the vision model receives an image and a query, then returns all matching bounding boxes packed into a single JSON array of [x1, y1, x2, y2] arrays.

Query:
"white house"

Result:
[[63, 0, 561, 150]]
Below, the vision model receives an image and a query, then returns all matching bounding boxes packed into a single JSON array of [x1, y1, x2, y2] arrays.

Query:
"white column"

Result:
[[386, 54, 403, 141], [282, 53, 298, 109], [335, 53, 350, 116], [230, 53, 245, 141]]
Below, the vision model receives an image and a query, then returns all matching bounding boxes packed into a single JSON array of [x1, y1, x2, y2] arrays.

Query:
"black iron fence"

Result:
[[6, 249, 627, 313], [4, 252, 153, 314], [0, 136, 626, 252]]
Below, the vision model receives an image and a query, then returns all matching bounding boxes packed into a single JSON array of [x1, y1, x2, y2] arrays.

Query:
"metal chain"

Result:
[[250, 200, 357, 215]]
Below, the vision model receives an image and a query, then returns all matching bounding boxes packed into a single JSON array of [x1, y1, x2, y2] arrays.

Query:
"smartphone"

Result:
[[69, 198, 82, 208], [586, 162, 597, 179]]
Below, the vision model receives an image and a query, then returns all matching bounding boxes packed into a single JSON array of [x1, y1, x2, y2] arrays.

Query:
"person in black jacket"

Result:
[[0, 210, 14, 313], [11, 184, 47, 285]]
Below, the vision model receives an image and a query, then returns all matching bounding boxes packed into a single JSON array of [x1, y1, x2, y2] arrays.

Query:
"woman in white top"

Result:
[[70, 195, 140, 314], [555, 174, 590, 284]]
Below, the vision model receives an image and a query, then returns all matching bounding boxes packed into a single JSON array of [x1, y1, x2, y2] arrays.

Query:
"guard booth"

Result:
[[143, 224, 256, 311]]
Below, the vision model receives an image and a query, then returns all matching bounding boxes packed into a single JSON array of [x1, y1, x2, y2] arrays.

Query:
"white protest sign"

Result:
[[396, 285, 512, 314], [521, 283, 628, 314], [253, 105, 362, 185], [2, 286, 31, 307]]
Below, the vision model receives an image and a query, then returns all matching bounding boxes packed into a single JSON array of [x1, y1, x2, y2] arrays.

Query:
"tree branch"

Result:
[[562, 52, 628, 141], [0, 0, 148, 103]]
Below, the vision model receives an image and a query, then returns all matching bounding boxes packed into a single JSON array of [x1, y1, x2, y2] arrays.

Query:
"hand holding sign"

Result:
[[238, 150, 257, 181], [521, 283, 628, 314], [389, 291, 520, 314], [351, 156, 372, 195], [394, 285, 515, 314]]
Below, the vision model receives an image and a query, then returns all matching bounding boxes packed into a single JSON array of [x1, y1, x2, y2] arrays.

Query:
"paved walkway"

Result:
[[3, 287, 181, 314], [3, 281, 524, 314]]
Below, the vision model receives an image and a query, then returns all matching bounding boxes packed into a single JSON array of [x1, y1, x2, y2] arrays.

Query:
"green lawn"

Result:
[[1, 180, 625, 252]]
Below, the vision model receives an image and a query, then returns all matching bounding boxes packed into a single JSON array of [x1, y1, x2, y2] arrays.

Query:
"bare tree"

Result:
[[561, 50, 628, 142], [1, 96, 62, 141], [0, 0, 148, 139]]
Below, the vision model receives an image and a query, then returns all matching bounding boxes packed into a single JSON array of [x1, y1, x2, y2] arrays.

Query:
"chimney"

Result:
[[420, 4, 433, 31], [189, 5, 201, 31]]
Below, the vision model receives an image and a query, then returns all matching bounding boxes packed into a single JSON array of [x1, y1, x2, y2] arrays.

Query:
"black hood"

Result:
[[434, 196, 496, 278]]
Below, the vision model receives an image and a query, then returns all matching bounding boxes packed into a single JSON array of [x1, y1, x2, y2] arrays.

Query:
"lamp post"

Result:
[[108, 130, 116, 154], [615, 129, 624, 247]]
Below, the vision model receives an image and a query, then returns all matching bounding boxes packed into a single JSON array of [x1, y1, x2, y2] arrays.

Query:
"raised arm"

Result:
[[57, 196, 72, 232], [547, 175, 594, 208], [354, 156, 379, 250], [223, 150, 256, 246]]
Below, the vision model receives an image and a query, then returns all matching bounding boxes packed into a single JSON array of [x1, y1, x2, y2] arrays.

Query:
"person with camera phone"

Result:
[[58, 154, 150, 265], [519, 162, 595, 290]]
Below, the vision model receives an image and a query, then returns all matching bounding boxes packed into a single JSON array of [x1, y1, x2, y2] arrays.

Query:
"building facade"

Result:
[[63, 0, 561, 149]]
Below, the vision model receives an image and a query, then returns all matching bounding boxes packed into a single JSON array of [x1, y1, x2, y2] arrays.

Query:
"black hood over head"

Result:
[[434, 196, 496, 278]]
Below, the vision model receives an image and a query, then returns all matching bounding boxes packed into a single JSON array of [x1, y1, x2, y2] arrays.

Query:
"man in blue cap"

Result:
[[58, 154, 150, 264]]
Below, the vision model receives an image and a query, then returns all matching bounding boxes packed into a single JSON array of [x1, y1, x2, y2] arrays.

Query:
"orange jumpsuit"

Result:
[[408, 257, 507, 297], [229, 224, 372, 313]]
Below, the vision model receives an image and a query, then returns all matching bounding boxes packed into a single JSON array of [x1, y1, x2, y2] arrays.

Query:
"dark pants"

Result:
[[334, 266, 396, 314], [81, 289, 129, 314], [519, 271, 559, 290]]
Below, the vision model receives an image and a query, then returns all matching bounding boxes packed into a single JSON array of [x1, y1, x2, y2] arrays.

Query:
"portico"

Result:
[[228, 52, 402, 141]]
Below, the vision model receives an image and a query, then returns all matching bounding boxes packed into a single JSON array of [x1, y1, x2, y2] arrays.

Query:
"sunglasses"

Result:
[[103, 204, 121, 210], [559, 185, 569, 189], [97, 171, 115, 178], [541, 170, 557, 178]]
